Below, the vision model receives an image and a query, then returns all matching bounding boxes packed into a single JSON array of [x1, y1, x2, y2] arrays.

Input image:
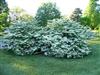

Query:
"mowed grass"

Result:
[[0, 38, 100, 75]]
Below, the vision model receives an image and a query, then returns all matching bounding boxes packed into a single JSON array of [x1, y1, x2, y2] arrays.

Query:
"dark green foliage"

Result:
[[0, 0, 8, 13], [0, 0, 9, 31], [35, 2, 61, 26], [80, 16, 91, 26]]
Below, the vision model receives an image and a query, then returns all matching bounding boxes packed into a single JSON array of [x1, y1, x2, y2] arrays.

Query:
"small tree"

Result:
[[69, 8, 82, 22], [35, 2, 61, 26]]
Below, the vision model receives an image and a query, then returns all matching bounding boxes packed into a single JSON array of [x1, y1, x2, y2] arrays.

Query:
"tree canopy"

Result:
[[69, 8, 82, 22], [83, 0, 100, 29], [35, 2, 61, 26]]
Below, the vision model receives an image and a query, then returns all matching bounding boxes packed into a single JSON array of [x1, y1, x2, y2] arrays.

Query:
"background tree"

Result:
[[35, 2, 61, 26], [80, 16, 91, 26], [9, 7, 33, 21], [69, 8, 82, 22], [83, 0, 100, 29], [0, 0, 9, 31]]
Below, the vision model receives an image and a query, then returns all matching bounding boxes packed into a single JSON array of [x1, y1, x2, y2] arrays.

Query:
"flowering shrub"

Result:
[[3, 19, 93, 58], [4, 20, 41, 55], [35, 19, 93, 58], [47, 19, 94, 40]]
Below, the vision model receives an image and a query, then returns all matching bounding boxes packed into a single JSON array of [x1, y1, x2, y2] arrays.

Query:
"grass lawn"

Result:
[[0, 38, 100, 75]]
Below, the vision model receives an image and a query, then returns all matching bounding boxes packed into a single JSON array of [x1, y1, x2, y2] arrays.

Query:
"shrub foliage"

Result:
[[3, 19, 93, 58]]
